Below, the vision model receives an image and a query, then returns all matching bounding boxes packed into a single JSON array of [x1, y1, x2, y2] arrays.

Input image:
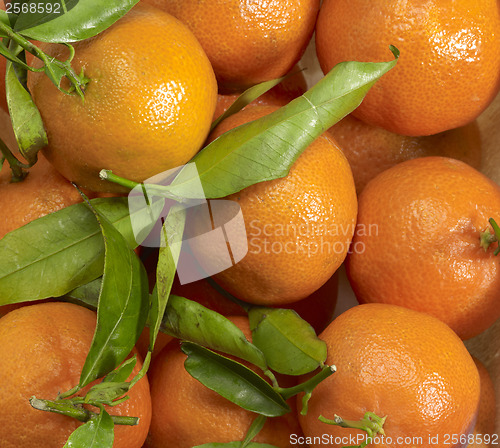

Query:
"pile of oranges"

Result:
[[0, 0, 499, 447]]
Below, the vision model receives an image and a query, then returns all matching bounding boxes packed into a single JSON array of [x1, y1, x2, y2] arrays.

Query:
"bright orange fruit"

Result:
[[0, 302, 152, 448], [316, 0, 500, 136], [27, 3, 217, 192], [143, 0, 319, 90], [299, 303, 480, 448], [346, 156, 500, 340]]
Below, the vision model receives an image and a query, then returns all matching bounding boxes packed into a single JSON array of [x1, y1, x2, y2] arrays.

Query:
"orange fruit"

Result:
[[27, 3, 217, 192], [143, 0, 319, 90], [467, 357, 497, 448], [189, 105, 357, 306], [0, 302, 152, 448], [315, 0, 500, 136], [345, 156, 500, 340], [135, 326, 174, 363], [0, 154, 93, 239], [328, 114, 482, 194], [213, 66, 308, 121], [145, 315, 306, 448], [298, 303, 481, 448]]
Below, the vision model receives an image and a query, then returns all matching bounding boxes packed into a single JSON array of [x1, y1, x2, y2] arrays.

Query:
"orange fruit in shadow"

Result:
[[143, 0, 319, 90], [27, 3, 217, 192], [298, 303, 480, 448], [0, 302, 151, 448], [328, 114, 482, 194], [136, 250, 338, 361], [345, 156, 500, 340], [467, 357, 497, 448], [145, 315, 306, 448], [315, 0, 500, 136], [213, 66, 308, 121], [189, 105, 356, 306], [170, 272, 338, 335], [0, 154, 94, 239]]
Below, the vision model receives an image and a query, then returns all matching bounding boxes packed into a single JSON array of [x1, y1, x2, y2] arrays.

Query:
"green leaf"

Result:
[[149, 204, 186, 353], [162, 295, 267, 370], [166, 53, 398, 200], [241, 414, 267, 448], [182, 342, 289, 417], [10, 0, 79, 33], [83, 381, 130, 405], [15, 0, 140, 42], [102, 355, 136, 383], [0, 197, 147, 305], [0, 10, 9, 33], [63, 407, 114, 448], [195, 444, 278, 448], [78, 201, 149, 388], [249, 308, 327, 376], [5, 42, 47, 165], [211, 73, 294, 130], [63, 277, 102, 309]]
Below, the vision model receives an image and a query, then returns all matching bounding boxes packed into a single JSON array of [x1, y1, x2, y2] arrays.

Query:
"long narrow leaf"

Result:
[[163, 295, 267, 370], [0, 197, 156, 305], [79, 202, 149, 387], [14, 0, 139, 42], [149, 204, 185, 352], [165, 52, 398, 200], [182, 342, 289, 417]]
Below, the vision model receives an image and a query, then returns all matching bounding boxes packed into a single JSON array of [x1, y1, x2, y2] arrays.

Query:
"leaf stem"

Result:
[[29, 397, 139, 426], [278, 364, 336, 409], [0, 136, 29, 182], [318, 411, 386, 448], [0, 21, 88, 98], [489, 218, 500, 256], [480, 218, 500, 255], [99, 169, 189, 203]]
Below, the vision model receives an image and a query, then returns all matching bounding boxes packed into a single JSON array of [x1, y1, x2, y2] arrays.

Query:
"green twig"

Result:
[[277, 364, 336, 415], [480, 218, 500, 255], [489, 218, 500, 256], [29, 397, 139, 426], [0, 136, 30, 182], [0, 21, 88, 99], [319, 411, 387, 448], [99, 169, 189, 203]]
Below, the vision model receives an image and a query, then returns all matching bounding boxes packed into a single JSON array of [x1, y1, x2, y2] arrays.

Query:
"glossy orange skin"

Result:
[[27, 4, 217, 192], [299, 303, 480, 448], [143, 0, 319, 90], [0, 302, 152, 448], [328, 115, 482, 194], [145, 316, 306, 448], [467, 358, 497, 448], [0, 155, 94, 239], [191, 105, 357, 306], [346, 157, 500, 340], [316, 0, 500, 136]]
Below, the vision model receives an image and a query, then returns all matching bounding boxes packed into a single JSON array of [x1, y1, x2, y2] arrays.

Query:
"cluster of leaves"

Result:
[[0, 1, 398, 447]]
